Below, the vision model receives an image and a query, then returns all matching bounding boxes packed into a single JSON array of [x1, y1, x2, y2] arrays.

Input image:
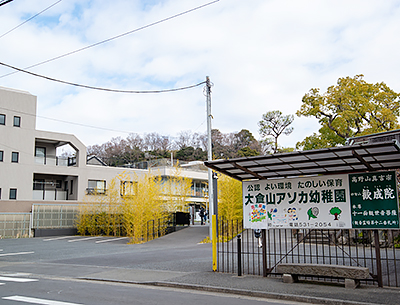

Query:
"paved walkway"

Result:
[[78, 225, 400, 305]]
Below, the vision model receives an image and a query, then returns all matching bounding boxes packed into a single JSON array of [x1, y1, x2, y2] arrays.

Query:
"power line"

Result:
[[0, 0, 220, 79], [0, 0, 14, 8], [0, 61, 206, 93], [0, 0, 63, 39], [0, 104, 142, 135]]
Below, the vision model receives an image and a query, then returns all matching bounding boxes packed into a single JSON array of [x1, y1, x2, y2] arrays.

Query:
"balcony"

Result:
[[86, 188, 107, 195], [35, 155, 76, 167], [33, 189, 68, 200]]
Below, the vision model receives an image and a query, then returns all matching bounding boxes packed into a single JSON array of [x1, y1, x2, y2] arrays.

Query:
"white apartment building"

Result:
[[0, 86, 208, 237]]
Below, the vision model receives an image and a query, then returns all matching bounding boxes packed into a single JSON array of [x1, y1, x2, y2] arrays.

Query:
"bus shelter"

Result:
[[205, 140, 400, 287]]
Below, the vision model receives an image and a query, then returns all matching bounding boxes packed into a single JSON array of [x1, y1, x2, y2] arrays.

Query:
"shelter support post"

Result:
[[374, 230, 383, 287]]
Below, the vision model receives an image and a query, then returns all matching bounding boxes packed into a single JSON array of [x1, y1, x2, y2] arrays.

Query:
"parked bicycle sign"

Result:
[[243, 171, 399, 230]]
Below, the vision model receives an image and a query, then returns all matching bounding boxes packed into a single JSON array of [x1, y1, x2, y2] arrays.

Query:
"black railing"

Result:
[[217, 218, 400, 287], [145, 216, 172, 242]]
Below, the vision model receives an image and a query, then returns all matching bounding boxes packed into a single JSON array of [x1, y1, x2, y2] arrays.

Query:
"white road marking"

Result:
[[0, 251, 34, 257], [0, 276, 38, 282], [0, 283, 4, 285], [95, 237, 128, 243], [0, 273, 32, 277], [3, 296, 84, 305], [43, 236, 80, 242], [67, 236, 99, 243]]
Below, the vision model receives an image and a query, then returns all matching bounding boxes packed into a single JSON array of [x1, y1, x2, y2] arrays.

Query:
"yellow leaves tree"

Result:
[[76, 171, 166, 243], [218, 174, 243, 221], [162, 164, 193, 213], [76, 177, 122, 236], [122, 172, 165, 244]]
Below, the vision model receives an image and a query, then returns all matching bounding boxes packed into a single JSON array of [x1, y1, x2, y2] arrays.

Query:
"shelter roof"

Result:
[[204, 140, 400, 181]]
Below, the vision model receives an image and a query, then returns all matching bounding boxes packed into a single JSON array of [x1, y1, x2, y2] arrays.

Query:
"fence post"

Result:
[[262, 229, 267, 277], [374, 230, 383, 287], [237, 234, 242, 276]]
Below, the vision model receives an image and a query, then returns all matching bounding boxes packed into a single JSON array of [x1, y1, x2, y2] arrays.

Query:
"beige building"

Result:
[[0, 86, 208, 237]]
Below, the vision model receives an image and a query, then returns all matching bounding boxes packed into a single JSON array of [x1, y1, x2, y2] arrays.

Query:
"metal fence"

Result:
[[0, 213, 31, 238], [217, 218, 400, 287], [32, 204, 79, 229]]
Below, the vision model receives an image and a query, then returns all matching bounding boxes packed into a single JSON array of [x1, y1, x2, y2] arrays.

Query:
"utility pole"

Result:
[[206, 76, 217, 271], [206, 76, 214, 238]]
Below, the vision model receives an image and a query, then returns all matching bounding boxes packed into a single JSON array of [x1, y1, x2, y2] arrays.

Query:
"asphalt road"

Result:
[[0, 226, 312, 305], [0, 276, 310, 305]]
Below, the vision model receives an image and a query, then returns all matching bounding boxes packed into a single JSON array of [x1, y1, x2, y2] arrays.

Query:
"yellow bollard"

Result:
[[212, 214, 217, 271]]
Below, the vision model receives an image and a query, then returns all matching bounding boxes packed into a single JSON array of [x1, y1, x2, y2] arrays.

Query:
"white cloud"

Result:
[[1, 0, 400, 148]]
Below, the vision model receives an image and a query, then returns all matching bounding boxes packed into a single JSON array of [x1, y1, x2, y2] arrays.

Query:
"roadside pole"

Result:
[[205, 76, 217, 271], [212, 172, 218, 271], [212, 214, 217, 271], [206, 76, 213, 237]]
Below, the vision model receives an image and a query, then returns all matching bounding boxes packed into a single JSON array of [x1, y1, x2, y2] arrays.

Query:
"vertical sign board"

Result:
[[243, 171, 400, 230], [243, 174, 352, 229], [349, 171, 400, 229]]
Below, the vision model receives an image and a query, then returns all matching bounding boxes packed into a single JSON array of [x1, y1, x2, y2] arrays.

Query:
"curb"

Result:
[[80, 277, 383, 305]]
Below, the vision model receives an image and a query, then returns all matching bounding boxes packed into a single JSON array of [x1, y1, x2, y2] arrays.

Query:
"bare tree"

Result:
[[126, 133, 144, 151], [175, 130, 193, 149]]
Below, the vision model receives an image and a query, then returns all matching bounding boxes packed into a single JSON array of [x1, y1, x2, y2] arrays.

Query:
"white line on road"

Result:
[[43, 236, 80, 242], [0, 273, 32, 277], [67, 236, 99, 243], [0, 276, 38, 282], [0, 251, 34, 257], [3, 296, 84, 305], [95, 237, 128, 243]]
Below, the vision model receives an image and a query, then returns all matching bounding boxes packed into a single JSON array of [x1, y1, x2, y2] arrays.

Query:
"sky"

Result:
[[1, 0, 400, 150]]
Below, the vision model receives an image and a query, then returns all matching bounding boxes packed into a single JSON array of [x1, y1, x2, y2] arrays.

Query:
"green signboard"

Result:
[[349, 171, 400, 229]]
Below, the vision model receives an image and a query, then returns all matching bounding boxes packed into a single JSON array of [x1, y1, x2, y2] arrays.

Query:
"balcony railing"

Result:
[[35, 156, 76, 167], [33, 190, 68, 200], [86, 188, 107, 195]]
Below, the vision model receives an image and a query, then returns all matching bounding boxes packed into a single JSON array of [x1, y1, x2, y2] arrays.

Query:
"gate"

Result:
[[217, 218, 400, 287]]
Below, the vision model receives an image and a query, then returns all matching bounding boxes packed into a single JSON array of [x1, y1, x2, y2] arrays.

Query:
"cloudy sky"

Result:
[[1, 0, 400, 150]]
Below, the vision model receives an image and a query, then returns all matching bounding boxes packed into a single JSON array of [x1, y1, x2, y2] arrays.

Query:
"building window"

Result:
[[11, 152, 19, 163], [120, 181, 136, 197], [35, 147, 46, 164], [0, 188, 1, 199], [0, 150, 3, 162], [87, 180, 106, 195], [9, 188, 17, 200], [70, 180, 73, 195], [0, 114, 5, 125], [35, 147, 46, 157], [13, 116, 21, 127]]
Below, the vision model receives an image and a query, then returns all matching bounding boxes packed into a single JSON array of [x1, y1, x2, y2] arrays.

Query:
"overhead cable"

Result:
[[0, 0, 63, 39], [0, 61, 206, 93], [0, 0, 13, 7], [0, 0, 220, 79]]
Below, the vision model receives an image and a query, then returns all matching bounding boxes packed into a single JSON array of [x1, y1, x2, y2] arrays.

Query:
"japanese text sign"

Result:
[[243, 171, 399, 230], [349, 171, 399, 229]]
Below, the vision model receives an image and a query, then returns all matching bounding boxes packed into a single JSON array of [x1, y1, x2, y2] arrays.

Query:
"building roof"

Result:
[[204, 140, 400, 181]]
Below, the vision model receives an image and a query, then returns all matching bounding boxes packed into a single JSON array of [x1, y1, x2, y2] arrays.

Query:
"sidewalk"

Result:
[[78, 225, 400, 305]]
